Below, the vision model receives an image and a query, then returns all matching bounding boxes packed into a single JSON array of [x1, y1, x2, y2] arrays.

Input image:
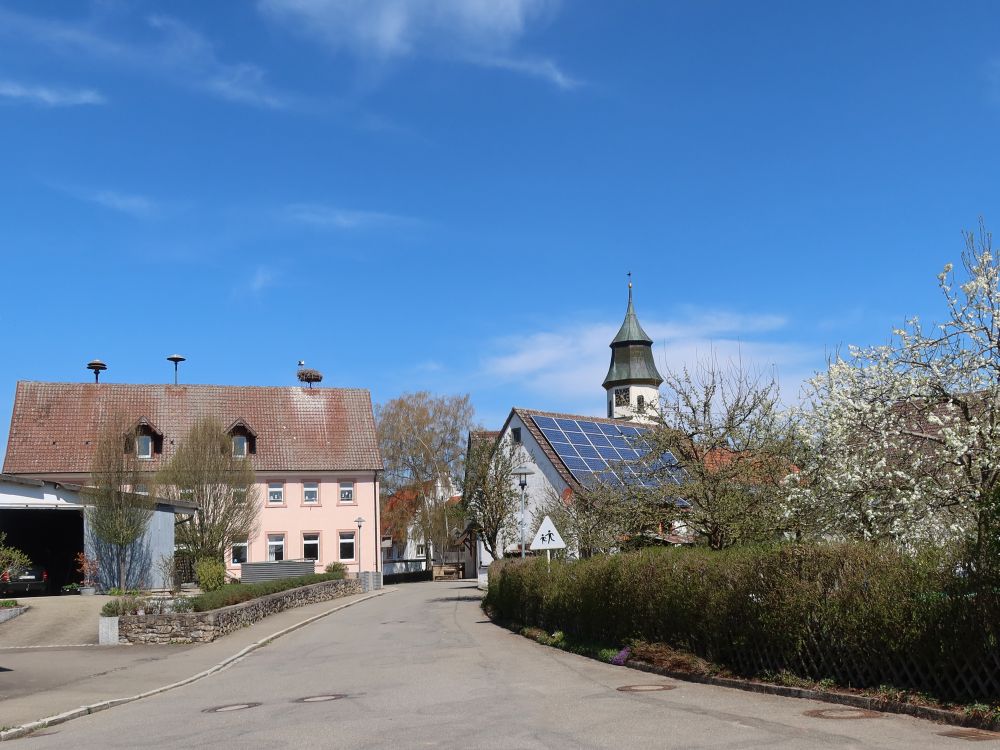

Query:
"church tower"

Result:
[[603, 280, 663, 422]]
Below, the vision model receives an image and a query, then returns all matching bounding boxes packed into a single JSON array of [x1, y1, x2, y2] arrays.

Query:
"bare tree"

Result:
[[85, 412, 154, 589], [644, 353, 799, 549], [156, 417, 259, 563], [463, 434, 527, 561], [376, 392, 475, 563]]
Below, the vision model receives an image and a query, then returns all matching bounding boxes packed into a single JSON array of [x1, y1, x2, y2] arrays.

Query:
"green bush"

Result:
[[484, 543, 999, 703], [191, 572, 344, 612], [194, 558, 226, 592], [324, 561, 347, 577], [101, 596, 142, 617], [0, 599, 19, 608]]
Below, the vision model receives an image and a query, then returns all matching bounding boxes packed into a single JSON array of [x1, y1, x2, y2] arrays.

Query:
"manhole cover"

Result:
[[937, 728, 1000, 742], [295, 694, 347, 703], [617, 684, 676, 693], [803, 708, 881, 720], [202, 702, 261, 713]]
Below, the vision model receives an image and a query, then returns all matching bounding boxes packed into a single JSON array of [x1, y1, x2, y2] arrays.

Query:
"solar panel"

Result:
[[528, 414, 683, 490]]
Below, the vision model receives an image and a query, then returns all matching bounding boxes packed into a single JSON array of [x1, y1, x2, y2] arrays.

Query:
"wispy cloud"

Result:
[[480, 309, 819, 414], [0, 79, 106, 106], [284, 203, 415, 229], [46, 182, 159, 218], [258, 0, 577, 89], [248, 266, 276, 293], [0, 8, 290, 109], [475, 56, 578, 90]]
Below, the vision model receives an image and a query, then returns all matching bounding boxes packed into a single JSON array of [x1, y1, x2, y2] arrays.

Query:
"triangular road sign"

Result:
[[530, 516, 566, 550]]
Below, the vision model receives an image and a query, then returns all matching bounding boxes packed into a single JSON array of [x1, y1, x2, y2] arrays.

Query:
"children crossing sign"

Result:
[[530, 516, 566, 551]]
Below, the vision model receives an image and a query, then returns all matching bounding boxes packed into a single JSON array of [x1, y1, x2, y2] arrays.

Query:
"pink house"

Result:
[[2, 381, 383, 579]]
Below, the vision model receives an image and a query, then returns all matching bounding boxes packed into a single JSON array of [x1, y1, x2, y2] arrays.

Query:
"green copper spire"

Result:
[[603, 279, 663, 388]]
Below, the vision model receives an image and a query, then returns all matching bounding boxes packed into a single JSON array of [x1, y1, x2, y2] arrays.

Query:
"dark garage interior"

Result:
[[0, 509, 84, 593]]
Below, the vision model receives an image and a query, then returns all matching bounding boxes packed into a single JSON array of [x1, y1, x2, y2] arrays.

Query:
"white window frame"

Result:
[[303, 481, 319, 504], [339, 481, 355, 504], [136, 434, 152, 459], [231, 540, 248, 565], [232, 435, 247, 458], [338, 531, 356, 561], [267, 534, 285, 562], [416, 543, 426, 558], [302, 533, 320, 561], [267, 482, 284, 504]]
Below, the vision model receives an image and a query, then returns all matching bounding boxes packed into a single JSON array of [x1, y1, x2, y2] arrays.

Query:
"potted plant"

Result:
[[76, 552, 99, 595], [61, 582, 81, 595]]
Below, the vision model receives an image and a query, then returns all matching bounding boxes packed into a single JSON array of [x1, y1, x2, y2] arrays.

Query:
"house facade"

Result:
[[2, 381, 383, 582], [468, 284, 687, 574]]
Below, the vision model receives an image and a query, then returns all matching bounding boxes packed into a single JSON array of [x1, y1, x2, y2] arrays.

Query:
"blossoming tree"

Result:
[[797, 223, 1000, 546]]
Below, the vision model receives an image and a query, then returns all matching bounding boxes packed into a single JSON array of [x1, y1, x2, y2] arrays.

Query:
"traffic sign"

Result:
[[530, 516, 566, 551]]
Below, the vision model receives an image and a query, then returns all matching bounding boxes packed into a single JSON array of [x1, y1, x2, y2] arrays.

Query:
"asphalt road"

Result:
[[14, 581, 996, 748], [0, 594, 113, 647]]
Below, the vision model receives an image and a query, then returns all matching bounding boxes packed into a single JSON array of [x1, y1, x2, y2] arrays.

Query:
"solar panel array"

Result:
[[529, 414, 683, 489]]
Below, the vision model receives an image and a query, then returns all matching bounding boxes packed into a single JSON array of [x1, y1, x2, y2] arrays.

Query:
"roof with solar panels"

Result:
[[494, 407, 687, 498]]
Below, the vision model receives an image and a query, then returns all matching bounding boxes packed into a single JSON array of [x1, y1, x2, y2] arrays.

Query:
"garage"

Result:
[[0, 508, 84, 592], [0, 476, 86, 594]]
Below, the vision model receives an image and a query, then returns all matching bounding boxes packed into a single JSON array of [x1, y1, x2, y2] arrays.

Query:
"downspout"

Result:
[[373, 469, 381, 573]]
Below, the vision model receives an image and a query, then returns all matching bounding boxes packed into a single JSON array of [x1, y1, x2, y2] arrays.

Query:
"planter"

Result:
[[79, 587, 96, 596], [98, 615, 119, 645]]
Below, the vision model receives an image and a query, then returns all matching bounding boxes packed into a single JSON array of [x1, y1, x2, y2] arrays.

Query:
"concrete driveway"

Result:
[[13, 581, 996, 749], [0, 595, 113, 647]]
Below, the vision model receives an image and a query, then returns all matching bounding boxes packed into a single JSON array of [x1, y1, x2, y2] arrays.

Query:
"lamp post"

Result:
[[355, 516, 365, 576], [512, 465, 534, 559]]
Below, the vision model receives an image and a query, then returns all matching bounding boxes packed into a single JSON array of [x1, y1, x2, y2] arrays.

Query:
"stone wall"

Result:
[[117, 578, 362, 644]]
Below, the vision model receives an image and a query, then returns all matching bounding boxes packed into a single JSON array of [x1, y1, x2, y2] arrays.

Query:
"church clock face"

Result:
[[615, 387, 631, 407]]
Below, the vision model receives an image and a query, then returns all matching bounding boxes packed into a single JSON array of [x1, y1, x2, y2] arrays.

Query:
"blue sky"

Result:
[[2, 0, 1000, 461]]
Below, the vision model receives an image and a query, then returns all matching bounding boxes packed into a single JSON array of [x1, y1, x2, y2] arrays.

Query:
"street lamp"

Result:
[[355, 516, 365, 575], [512, 464, 534, 559]]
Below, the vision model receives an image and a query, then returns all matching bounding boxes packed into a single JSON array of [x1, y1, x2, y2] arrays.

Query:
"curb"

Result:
[[0, 590, 387, 742], [623, 659, 999, 732], [0, 606, 27, 625]]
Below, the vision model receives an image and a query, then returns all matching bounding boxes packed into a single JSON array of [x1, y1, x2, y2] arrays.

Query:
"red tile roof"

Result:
[[3, 381, 382, 475]]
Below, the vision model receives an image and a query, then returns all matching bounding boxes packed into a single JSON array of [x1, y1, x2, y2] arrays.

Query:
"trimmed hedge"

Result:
[[484, 544, 1000, 703], [384, 570, 433, 585], [191, 571, 345, 612]]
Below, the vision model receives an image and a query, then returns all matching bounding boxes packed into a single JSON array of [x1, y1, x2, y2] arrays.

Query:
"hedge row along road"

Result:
[[14, 580, 979, 749]]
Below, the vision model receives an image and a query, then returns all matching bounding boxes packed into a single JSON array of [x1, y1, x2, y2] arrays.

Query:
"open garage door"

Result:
[[0, 509, 84, 593]]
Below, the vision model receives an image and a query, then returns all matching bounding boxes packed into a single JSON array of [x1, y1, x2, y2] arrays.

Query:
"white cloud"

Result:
[[0, 8, 289, 109], [46, 182, 159, 218], [87, 189, 157, 217], [258, 0, 577, 89], [0, 79, 106, 106], [248, 266, 276, 293], [481, 310, 820, 414], [283, 203, 414, 229]]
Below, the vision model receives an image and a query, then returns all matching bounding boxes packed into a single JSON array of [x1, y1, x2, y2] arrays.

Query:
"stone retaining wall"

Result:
[[118, 578, 362, 644]]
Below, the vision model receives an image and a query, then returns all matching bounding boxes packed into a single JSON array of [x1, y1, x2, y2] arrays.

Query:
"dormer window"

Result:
[[227, 419, 257, 457], [131, 419, 163, 459]]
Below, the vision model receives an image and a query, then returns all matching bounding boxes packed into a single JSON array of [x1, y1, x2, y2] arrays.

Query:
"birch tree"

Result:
[[85, 413, 154, 590], [376, 392, 475, 563], [156, 418, 260, 562], [463, 434, 525, 561]]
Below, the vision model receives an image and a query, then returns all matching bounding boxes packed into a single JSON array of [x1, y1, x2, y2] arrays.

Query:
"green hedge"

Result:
[[191, 571, 345, 612], [484, 544, 1000, 703]]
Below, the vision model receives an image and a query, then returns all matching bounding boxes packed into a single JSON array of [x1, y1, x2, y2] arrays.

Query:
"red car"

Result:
[[1, 566, 49, 596]]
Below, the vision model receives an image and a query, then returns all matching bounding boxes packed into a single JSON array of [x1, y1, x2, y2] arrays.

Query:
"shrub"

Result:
[[0, 599, 19, 608], [170, 597, 194, 613], [323, 562, 347, 578], [485, 543, 999, 704], [101, 596, 142, 617], [190, 572, 345, 612], [194, 558, 226, 592]]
